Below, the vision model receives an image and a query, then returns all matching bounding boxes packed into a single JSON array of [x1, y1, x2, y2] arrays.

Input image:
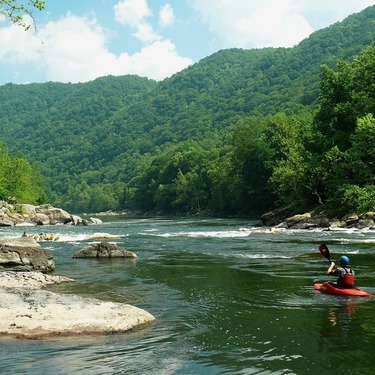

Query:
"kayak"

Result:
[[314, 282, 372, 297]]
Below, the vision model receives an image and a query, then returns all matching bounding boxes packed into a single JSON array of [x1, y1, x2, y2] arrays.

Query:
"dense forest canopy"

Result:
[[0, 6, 374, 216], [0, 141, 46, 205]]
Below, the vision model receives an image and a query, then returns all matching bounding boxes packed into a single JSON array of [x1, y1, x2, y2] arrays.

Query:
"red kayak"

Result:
[[314, 282, 372, 297]]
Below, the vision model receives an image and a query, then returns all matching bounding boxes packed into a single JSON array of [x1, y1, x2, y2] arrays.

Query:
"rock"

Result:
[[71, 214, 83, 225], [35, 204, 72, 225], [0, 271, 74, 289], [261, 205, 296, 226], [33, 213, 51, 225], [0, 219, 14, 227], [292, 222, 319, 230], [84, 233, 122, 241], [286, 213, 312, 227], [74, 217, 103, 226], [341, 213, 359, 226], [87, 217, 103, 225], [360, 212, 375, 220], [73, 242, 137, 259], [0, 272, 154, 339], [0, 237, 55, 272], [0, 202, 81, 226], [356, 219, 375, 229], [0, 289, 155, 339]]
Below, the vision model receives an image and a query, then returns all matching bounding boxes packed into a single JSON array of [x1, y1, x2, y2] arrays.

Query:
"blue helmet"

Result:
[[339, 255, 350, 265]]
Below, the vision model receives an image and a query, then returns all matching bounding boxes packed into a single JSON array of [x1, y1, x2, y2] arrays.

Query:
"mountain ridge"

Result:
[[0, 5, 374, 213]]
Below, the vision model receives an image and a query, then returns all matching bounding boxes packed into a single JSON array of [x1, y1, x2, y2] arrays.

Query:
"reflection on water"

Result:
[[327, 300, 357, 328], [0, 218, 374, 374]]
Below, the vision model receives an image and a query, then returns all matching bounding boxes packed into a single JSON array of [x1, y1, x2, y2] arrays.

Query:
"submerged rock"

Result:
[[84, 233, 122, 241], [73, 242, 137, 259]]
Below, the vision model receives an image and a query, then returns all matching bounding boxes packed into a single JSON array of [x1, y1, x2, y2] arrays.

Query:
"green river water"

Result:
[[0, 217, 374, 374]]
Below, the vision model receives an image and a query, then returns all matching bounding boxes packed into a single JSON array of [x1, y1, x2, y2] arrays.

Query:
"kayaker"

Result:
[[326, 255, 355, 287]]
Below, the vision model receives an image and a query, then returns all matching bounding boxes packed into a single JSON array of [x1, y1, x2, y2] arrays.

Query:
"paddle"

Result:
[[319, 243, 331, 264]]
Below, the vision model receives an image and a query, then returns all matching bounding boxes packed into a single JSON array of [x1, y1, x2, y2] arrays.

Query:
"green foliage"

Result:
[[128, 141, 219, 214], [0, 6, 374, 216], [342, 185, 375, 213], [223, 117, 276, 213], [0, 141, 46, 204], [0, 0, 45, 30], [268, 111, 318, 208]]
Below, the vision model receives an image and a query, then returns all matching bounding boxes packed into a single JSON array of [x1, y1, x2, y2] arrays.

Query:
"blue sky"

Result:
[[0, 0, 374, 85]]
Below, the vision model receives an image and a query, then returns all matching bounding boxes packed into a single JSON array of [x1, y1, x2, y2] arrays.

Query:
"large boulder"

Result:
[[0, 237, 55, 272], [0, 289, 155, 339], [260, 205, 296, 226], [73, 242, 137, 259], [34, 204, 72, 225]]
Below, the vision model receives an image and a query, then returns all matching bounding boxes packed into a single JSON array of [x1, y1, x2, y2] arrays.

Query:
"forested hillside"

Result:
[[0, 6, 374, 216]]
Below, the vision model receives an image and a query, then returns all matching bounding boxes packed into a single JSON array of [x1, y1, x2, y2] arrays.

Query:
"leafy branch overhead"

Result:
[[0, 0, 45, 30]]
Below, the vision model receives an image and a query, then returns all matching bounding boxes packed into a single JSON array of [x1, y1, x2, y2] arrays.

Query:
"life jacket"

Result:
[[341, 267, 355, 287]]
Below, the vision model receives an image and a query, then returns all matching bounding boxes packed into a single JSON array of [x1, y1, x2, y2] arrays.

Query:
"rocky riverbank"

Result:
[[260, 208, 375, 230], [0, 202, 101, 226]]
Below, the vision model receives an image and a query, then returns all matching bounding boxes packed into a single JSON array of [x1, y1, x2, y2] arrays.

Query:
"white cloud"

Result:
[[0, 16, 42, 62], [114, 0, 152, 27], [38, 14, 115, 82], [119, 40, 192, 80], [133, 22, 160, 43], [159, 4, 175, 28], [114, 0, 160, 42], [188, 0, 375, 48], [0, 12, 192, 83]]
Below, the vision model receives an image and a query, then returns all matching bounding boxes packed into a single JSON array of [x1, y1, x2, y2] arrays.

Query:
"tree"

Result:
[[226, 117, 276, 213], [308, 46, 375, 212], [0, 141, 47, 204], [0, 0, 45, 31]]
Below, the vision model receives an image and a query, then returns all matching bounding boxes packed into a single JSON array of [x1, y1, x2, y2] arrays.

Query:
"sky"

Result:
[[0, 0, 374, 85]]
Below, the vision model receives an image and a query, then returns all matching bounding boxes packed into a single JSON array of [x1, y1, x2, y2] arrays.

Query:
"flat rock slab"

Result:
[[0, 289, 155, 339], [0, 271, 74, 289], [0, 272, 155, 339]]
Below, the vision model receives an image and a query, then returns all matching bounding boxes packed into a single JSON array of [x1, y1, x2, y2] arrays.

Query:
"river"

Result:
[[0, 217, 374, 374]]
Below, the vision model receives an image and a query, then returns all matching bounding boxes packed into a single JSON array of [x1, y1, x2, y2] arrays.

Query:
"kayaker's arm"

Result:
[[326, 261, 335, 275]]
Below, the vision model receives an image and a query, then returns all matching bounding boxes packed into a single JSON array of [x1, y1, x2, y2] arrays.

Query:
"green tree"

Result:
[[0, 0, 45, 30], [225, 117, 276, 214], [309, 46, 375, 212], [0, 141, 47, 204]]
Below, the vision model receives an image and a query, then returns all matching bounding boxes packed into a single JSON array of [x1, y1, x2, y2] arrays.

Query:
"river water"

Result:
[[0, 217, 374, 374]]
